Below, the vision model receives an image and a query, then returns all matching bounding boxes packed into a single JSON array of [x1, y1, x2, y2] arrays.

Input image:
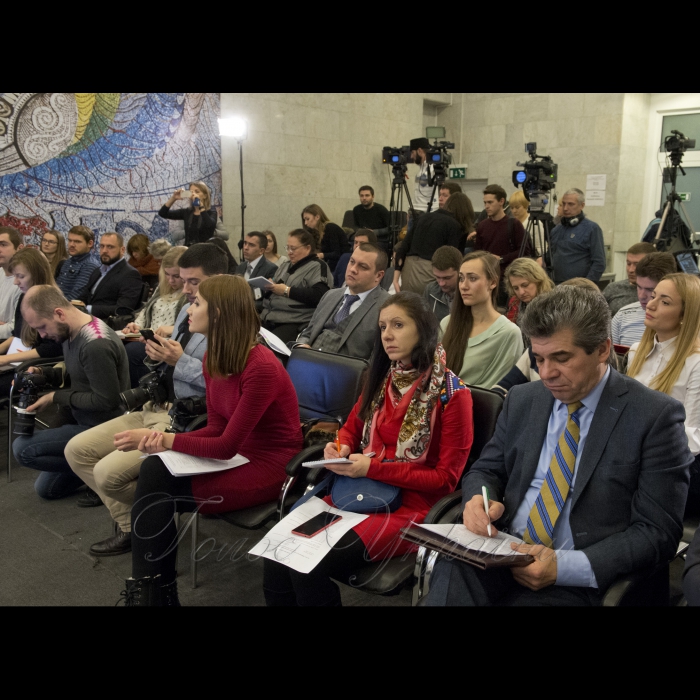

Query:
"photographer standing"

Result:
[[410, 138, 439, 213], [13, 286, 129, 500], [63, 242, 226, 556]]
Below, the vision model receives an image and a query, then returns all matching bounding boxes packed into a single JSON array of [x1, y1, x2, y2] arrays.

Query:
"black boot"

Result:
[[117, 575, 162, 606], [160, 578, 181, 607]]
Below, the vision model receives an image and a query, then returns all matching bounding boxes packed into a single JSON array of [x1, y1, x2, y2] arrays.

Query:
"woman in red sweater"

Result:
[[263, 292, 473, 606], [122, 275, 302, 606]]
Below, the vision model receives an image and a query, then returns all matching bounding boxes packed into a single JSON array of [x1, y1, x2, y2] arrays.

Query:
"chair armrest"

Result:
[[285, 444, 325, 477], [424, 490, 463, 524], [184, 414, 208, 432], [602, 564, 670, 607]]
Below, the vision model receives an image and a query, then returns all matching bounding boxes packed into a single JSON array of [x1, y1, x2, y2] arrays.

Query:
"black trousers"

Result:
[[423, 557, 603, 606], [131, 456, 196, 581], [263, 530, 370, 607], [261, 320, 305, 345]]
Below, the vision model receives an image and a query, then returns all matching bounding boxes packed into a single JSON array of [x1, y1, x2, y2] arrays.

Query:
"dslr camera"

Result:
[[167, 396, 207, 433], [119, 371, 170, 412], [13, 370, 53, 436]]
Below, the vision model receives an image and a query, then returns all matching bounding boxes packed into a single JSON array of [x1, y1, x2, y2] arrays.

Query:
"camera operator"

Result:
[[12, 285, 130, 501], [410, 138, 439, 213], [63, 242, 227, 556]]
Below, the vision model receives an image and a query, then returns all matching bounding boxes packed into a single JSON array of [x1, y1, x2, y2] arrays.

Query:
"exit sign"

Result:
[[679, 192, 691, 201], [449, 165, 467, 179]]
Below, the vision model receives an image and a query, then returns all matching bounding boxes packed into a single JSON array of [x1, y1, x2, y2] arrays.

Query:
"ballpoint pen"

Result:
[[482, 485, 492, 537]]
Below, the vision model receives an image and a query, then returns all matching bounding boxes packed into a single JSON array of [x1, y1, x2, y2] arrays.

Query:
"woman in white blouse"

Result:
[[627, 272, 700, 515]]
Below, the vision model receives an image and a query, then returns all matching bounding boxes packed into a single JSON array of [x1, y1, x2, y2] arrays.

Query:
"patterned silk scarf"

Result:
[[360, 344, 447, 464]]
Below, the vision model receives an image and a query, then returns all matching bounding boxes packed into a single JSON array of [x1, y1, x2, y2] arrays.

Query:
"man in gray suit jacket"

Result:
[[294, 244, 388, 359], [235, 231, 278, 312], [425, 286, 693, 606]]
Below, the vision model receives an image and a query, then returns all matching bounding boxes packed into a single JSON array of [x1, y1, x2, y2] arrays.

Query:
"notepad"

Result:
[[301, 458, 353, 468], [247, 276, 273, 289]]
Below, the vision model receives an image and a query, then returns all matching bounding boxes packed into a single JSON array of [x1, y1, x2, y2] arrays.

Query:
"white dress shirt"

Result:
[[629, 335, 700, 455]]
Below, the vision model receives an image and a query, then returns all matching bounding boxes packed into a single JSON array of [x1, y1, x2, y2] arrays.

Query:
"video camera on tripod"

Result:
[[382, 146, 412, 183], [426, 141, 455, 189], [512, 142, 558, 212]]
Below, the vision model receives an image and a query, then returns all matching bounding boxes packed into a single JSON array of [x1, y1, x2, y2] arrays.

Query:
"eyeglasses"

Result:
[[285, 244, 307, 252]]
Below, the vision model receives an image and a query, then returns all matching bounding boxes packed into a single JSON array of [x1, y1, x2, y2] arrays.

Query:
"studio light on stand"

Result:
[[218, 116, 248, 253]]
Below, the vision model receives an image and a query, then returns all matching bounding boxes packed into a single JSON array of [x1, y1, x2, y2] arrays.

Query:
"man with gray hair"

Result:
[[424, 285, 692, 606], [548, 188, 606, 284]]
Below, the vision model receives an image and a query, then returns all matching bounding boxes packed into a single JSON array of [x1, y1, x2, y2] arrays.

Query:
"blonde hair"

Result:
[[627, 273, 700, 395], [559, 277, 600, 292], [509, 191, 529, 209], [505, 257, 554, 298], [158, 245, 187, 298], [191, 181, 211, 211]]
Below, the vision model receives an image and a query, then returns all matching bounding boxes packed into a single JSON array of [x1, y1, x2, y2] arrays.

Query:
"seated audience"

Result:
[[333, 229, 377, 289], [121, 275, 303, 605], [55, 225, 98, 301], [423, 245, 462, 323], [611, 252, 677, 347], [159, 181, 218, 246], [294, 243, 388, 359], [40, 230, 68, 277], [302, 204, 350, 273], [263, 230, 288, 267], [260, 229, 333, 344], [12, 285, 129, 500], [395, 192, 474, 294], [122, 245, 188, 386], [149, 238, 171, 261], [508, 190, 529, 227], [126, 234, 160, 283], [438, 182, 462, 210], [441, 251, 523, 388], [504, 257, 554, 325], [627, 272, 700, 517], [64, 246, 217, 558], [235, 231, 278, 311], [0, 226, 24, 339], [263, 292, 473, 607], [0, 249, 62, 394], [75, 232, 143, 321], [424, 285, 693, 606], [603, 242, 656, 317], [352, 185, 391, 252]]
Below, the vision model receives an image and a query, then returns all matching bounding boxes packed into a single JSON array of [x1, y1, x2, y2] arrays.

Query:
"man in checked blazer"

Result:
[[293, 243, 388, 360], [425, 286, 693, 606]]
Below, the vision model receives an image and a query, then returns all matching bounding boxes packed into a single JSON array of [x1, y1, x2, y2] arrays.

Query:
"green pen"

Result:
[[482, 485, 492, 537]]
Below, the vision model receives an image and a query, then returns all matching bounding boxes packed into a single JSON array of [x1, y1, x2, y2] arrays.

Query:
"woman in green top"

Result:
[[440, 250, 523, 388]]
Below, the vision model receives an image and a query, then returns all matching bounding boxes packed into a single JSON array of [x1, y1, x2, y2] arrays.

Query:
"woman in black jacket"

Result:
[[158, 181, 217, 246], [301, 204, 350, 273]]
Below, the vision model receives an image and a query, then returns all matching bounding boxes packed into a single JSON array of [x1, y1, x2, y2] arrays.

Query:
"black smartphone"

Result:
[[291, 512, 342, 538], [140, 328, 163, 346]]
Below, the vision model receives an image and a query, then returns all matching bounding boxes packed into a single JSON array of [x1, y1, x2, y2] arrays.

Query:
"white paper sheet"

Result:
[[416, 522, 529, 558], [586, 174, 607, 191], [151, 450, 249, 476], [247, 276, 273, 289], [248, 496, 368, 573], [301, 458, 352, 468], [258, 326, 291, 356]]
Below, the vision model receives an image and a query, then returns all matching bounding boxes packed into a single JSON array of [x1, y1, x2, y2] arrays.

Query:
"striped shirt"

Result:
[[611, 301, 646, 346]]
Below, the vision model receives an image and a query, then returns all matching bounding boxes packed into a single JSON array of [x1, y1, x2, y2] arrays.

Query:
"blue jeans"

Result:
[[13, 424, 90, 500]]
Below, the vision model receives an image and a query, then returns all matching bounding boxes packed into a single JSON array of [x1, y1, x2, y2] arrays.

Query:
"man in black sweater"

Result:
[[13, 285, 129, 501], [352, 185, 390, 252]]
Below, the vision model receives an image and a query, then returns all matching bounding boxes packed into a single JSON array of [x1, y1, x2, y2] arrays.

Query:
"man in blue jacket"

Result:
[[55, 226, 98, 300]]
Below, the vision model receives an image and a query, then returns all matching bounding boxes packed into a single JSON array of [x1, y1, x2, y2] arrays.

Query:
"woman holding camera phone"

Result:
[[158, 181, 218, 246], [120, 275, 303, 606], [262, 292, 473, 607]]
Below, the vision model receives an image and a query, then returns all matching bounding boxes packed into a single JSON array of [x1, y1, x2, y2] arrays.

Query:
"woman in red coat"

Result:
[[263, 291, 473, 606], [121, 275, 302, 606]]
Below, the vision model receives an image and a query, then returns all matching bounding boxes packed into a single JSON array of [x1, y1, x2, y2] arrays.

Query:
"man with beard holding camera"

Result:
[[12, 285, 130, 501], [63, 243, 227, 556]]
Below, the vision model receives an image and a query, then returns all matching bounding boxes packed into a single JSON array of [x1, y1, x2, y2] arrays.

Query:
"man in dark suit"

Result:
[[235, 231, 278, 312], [76, 232, 143, 320], [294, 243, 388, 359], [425, 285, 693, 606]]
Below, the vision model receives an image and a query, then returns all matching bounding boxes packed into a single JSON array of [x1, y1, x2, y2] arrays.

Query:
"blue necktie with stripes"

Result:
[[523, 401, 583, 548]]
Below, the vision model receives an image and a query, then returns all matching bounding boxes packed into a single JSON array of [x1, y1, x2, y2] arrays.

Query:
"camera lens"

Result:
[[119, 387, 149, 412], [13, 407, 36, 436]]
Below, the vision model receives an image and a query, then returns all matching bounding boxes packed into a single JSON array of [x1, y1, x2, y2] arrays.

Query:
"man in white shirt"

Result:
[[234, 231, 278, 312], [611, 252, 677, 347], [0, 226, 24, 339], [410, 137, 439, 213]]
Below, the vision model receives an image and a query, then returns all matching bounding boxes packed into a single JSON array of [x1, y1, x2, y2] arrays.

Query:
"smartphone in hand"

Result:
[[140, 328, 163, 346]]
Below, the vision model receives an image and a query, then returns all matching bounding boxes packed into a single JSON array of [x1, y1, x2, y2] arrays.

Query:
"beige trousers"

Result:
[[401, 256, 434, 295], [64, 404, 170, 532]]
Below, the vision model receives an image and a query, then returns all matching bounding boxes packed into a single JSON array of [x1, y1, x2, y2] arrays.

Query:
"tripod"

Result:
[[388, 166, 416, 253], [654, 149, 696, 252], [520, 211, 553, 276]]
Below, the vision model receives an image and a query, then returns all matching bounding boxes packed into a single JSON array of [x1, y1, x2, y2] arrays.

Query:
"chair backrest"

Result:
[[341, 210, 356, 231], [285, 347, 368, 423], [465, 384, 504, 471]]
